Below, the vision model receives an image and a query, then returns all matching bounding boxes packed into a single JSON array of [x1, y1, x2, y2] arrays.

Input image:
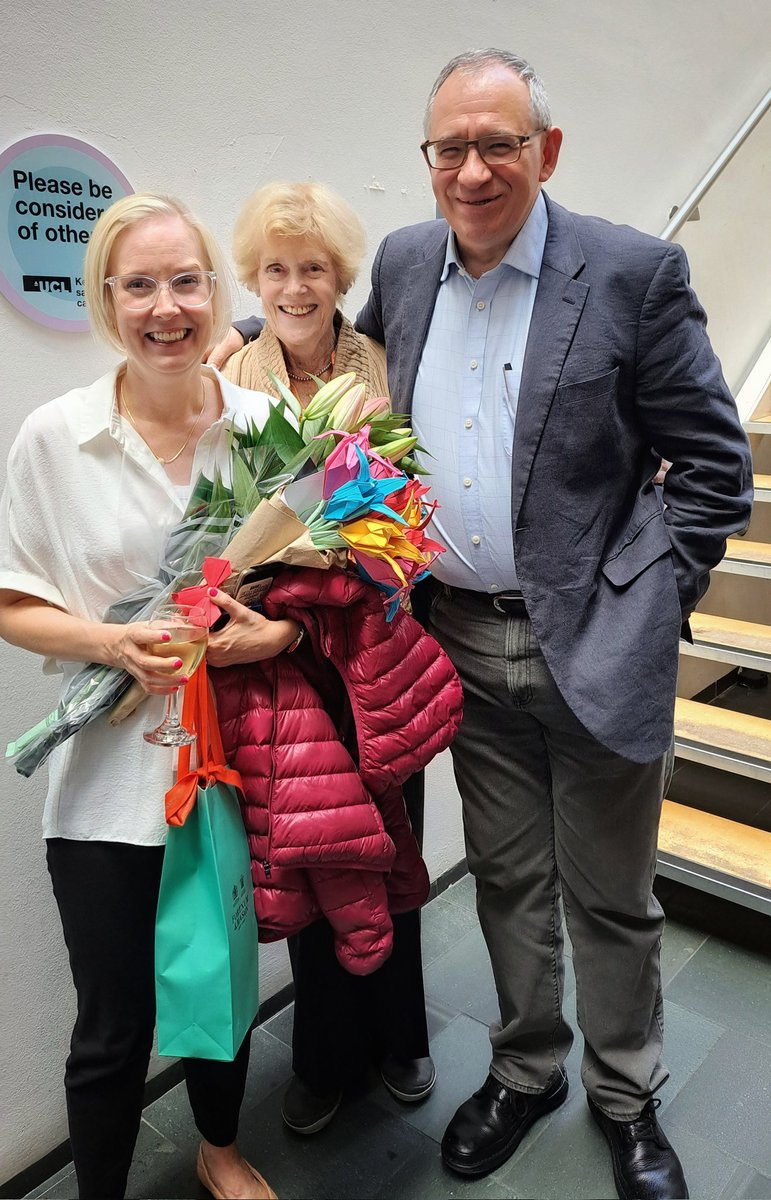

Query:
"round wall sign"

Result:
[[0, 134, 132, 332]]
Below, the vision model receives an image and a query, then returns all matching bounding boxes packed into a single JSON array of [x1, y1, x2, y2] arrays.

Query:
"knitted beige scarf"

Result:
[[222, 312, 389, 400]]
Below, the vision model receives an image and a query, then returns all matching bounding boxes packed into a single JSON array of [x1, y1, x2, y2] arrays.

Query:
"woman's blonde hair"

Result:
[[232, 181, 365, 298], [84, 192, 231, 352]]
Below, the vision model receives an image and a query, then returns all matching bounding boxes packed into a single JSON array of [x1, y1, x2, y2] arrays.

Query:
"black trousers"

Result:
[[46, 838, 251, 1200], [288, 772, 430, 1092]]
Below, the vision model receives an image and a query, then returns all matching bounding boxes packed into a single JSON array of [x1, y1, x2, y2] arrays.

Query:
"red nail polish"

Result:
[[180, 675, 189, 685], [161, 631, 171, 642], [208, 587, 218, 597], [173, 658, 183, 669]]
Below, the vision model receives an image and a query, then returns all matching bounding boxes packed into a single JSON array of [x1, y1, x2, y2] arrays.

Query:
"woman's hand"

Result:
[[103, 622, 189, 695], [0, 595, 186, 694], [205, 589, 301, 667]]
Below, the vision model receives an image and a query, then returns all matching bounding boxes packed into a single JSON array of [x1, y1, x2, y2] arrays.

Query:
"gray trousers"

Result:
[[429, 586, 670, 1118]]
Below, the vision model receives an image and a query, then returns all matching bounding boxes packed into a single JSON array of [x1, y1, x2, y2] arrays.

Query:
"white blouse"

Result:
[[0, 365, 274, 845]]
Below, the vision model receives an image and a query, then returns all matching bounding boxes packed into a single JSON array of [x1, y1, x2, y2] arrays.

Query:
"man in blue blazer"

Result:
[[222, 47, 751, 1199], [359, 49, 751, 1199]]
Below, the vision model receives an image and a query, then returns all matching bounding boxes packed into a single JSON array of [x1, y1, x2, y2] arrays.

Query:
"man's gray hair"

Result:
[[424, 48, 552, 136]]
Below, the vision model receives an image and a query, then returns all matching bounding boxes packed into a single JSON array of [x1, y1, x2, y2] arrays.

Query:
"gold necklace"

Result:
[[119, 377, 207, 465]]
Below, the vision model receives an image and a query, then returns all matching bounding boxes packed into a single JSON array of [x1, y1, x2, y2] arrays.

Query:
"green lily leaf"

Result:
[[398, 455, 430, 475], [256, 404, 305, 464], [231, 451, 258, 514], [266, 368, 303, 422], [275, 438, 318, 480]]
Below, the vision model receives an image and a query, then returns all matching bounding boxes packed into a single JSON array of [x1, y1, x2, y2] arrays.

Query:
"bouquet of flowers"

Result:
[[6, 373, 442, 777]]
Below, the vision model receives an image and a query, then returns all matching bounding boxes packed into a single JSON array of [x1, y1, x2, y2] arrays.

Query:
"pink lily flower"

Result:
[[352, 395, 390, 431]]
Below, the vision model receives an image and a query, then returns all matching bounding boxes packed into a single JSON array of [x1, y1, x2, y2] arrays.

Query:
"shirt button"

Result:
[[476, 300, 486, 311], [464, 418, 473, 429], [470, 359, 478, 370], [463, 477, 472, 488], [471, 535, 481, 545]]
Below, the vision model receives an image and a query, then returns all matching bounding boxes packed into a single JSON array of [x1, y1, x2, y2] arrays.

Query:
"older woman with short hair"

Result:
[[215, 181, 435, 1138], [222, 180, 388, 406], [0, 193, 281, 1200]]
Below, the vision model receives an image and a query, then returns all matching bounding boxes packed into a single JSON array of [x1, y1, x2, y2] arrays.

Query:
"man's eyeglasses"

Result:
[[420, 132, 544, 171], [104, 271, 217, 311]]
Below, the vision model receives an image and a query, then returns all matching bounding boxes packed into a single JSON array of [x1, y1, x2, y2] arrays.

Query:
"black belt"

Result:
[[441, 583, 528, 617]]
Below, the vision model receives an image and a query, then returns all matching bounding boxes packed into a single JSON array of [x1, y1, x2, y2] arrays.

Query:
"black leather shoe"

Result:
[[588, 1096, 689, 1199], [380, 1053, 437, 1102], [441, 1070, 569, 1177], [281, 1075, 342, 1135]]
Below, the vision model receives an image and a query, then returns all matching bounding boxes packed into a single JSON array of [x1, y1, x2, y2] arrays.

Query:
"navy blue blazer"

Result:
[[355, 194, 753, 762]]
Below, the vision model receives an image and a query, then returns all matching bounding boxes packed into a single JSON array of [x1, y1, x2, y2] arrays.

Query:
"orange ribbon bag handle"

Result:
[[164, 663, 244, 826]]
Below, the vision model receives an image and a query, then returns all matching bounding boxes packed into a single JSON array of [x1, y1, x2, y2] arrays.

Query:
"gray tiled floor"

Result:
[[26, 876, 771, 1200]]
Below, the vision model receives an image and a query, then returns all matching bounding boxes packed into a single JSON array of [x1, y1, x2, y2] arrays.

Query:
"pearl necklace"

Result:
[[285, 356, 334, 383], [284, 341, 337, 383], [119, 377, 207, 465]]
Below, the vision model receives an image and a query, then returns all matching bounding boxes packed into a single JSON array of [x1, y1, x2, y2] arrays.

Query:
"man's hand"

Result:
[[205, 589, 301, 666], [204, 327, 246, 370]]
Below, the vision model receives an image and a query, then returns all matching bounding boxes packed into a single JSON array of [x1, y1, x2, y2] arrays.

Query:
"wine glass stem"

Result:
[[165, 690, 182, 730]]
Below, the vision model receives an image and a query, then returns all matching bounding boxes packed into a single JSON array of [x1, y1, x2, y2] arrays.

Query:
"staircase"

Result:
[[659, 370, 771, 914]]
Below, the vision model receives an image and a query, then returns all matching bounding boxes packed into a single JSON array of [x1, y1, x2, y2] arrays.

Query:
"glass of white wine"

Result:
[[143, 602, 208, 747]]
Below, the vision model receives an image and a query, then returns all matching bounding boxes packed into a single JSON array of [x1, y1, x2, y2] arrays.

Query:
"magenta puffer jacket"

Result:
[[212, 568, 463, 975]]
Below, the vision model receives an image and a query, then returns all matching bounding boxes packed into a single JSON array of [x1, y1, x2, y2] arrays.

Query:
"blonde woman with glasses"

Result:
[[0, 193, 286, 1200]]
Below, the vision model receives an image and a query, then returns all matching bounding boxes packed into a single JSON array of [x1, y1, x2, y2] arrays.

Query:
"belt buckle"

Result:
[[492, 592, 522, 614]]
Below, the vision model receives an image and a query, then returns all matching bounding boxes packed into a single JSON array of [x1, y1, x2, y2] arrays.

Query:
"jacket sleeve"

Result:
[[233, 316, 264, 343], [354, 234, 387, 345], [634, 242, 753, 617]]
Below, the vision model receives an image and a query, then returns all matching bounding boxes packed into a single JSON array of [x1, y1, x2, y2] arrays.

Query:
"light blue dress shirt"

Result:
[[411, 191, 548, 593]]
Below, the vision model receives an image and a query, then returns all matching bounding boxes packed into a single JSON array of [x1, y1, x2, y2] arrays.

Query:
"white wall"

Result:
[[673, 110, 771, 396], [2, 0, 770, 1182]]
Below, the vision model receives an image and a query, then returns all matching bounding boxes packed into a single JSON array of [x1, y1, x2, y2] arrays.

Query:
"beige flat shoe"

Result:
[[196, 1144, 278, 1200]]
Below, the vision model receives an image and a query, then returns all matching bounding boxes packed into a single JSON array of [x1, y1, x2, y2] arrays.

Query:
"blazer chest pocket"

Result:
[[602, 513, 672, 588], [557, 366, 619, 405]]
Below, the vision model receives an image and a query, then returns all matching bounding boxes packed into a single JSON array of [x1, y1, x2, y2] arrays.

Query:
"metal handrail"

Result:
[[660, 86, 771, 241]]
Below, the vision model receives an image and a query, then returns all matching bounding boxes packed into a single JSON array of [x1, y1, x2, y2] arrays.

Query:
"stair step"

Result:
[[713, 539, 771, 579], [754, 474, 771, 501], [659, 799, 771, 892], [682, 613, 771, 671], [674, 697, 771, 781], [746, 413, 771, 434]]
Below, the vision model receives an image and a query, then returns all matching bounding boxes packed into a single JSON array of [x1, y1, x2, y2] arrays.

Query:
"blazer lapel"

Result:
[[392, 227, 448, 414], [511, 196, 589, 518]]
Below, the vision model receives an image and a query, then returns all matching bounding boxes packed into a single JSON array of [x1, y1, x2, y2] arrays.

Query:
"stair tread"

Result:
[[689, 612, 771, 657], [754, 473, 771, 490], [724, 539, 771, 565], [660, 799, 771, 889], [675, 697, 771, 764]]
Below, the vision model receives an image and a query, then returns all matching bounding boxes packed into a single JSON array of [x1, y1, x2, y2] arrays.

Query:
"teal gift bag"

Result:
[[155, 666, 259, 1061]]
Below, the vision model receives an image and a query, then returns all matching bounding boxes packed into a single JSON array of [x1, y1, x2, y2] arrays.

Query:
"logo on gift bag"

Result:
[[231, 873, 250, 933]]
